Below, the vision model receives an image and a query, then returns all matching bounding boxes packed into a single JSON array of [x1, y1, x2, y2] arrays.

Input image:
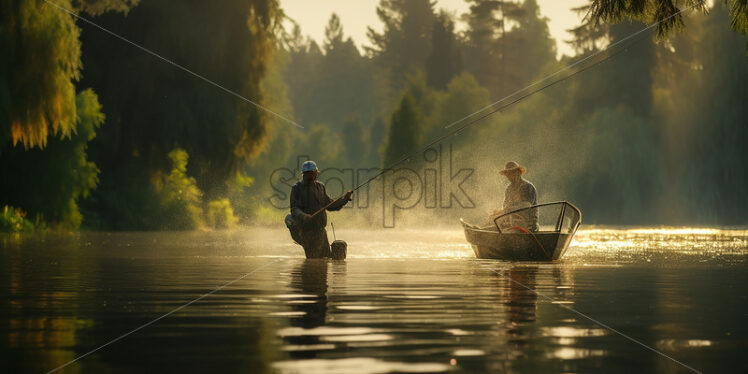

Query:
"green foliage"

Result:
[[4, 0, 747, 229], [569, 107, 661, 222], [367, 0, 437, 88], [653, 2, 748, 223], [341, 118, 366, 167], [153, 149, 203, 230], [383, 93, 421, 168], [567, 19, 656, 118], [368, 118, 387, 165], [588, 0, 748, 52], [423, 72, 494, 141], [0, 206, 45, 232], [0, 0, 134, 149], [588, 1, 742, 33], [301, 124, 342, 166], [0, 89, 103, 230], [513, 0, 557, 81], [79, 0, 282, 224], [206, 199, 238, 229], [426, 12, 462, 89], [73, 0, 139, 16], [284, 15, 387, 135], [463, 0, 521, 96], [0, 0, 80, 148]]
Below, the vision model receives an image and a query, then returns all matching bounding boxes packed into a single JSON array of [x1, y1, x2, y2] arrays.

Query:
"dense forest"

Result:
[[1, 0, 747, 231]]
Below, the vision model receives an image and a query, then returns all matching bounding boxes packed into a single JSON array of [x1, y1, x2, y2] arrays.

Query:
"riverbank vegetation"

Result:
[[1, 0, 747, 231]]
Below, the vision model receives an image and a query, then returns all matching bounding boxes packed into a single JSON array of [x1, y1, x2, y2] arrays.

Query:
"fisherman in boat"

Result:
[[288, 161, 353, 258], [487, 161, 538, 231]]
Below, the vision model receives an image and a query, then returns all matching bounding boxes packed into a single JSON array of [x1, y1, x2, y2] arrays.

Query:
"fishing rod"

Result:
[[304, 4, 700, 221]]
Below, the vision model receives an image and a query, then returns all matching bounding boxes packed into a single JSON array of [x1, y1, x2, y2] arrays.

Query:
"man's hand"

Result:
[[343, 190, 353, 202], [302, 214, 312, 223]]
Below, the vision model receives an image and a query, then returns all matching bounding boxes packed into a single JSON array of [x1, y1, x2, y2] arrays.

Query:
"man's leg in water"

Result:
[[301, 228, 331, 258]]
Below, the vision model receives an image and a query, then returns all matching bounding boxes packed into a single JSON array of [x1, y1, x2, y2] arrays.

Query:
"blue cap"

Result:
[[302, 160, 318, 173]]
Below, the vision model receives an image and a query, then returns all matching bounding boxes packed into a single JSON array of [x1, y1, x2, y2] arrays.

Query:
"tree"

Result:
[[462, 0, 528, 98], [567, 4, 609, 55], [153, 148, 203, 230], [367, 0, 437, 88], [300, 124, 341, 166], [587, 0, 747, 51], [654, 2, 748, 223], [72, 0, 140, 16], [368, 118, 387, 166], [0, 89, 104, 229], [426, 11, 462, 89], [1, 0, 81, 149], [284, 13, 386, 131], [382, 93, 421, 168], [324, 13, 344, 52], [0, 0, 135, 149], [341, 118, 366, 167], [78, 0, 283, 227], [0, 0, 133, 229], [513, 0, 557, 82], [565, 2, 657, 118], [425, 72, 492, 140]]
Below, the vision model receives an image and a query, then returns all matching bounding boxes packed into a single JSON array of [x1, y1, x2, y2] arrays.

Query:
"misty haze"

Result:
[[1, 0, 747, 373]]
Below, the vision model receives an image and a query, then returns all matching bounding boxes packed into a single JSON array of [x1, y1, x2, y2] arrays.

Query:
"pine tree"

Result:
[[462, 0, 527, 98], [426, 11, 462, 89], [367, 0, 437, 88], [565, 2, 656, 118], [382, 94, 421, 168], [586, 0, 747, 46], [341, 118, 366, 167]]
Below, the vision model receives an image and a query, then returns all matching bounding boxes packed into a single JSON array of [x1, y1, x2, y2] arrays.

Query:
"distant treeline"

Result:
[[1, 0, 747, 231]]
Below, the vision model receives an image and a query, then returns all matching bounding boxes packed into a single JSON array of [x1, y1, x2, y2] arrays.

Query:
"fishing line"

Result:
[[443, 0, 706, 130], [43, 0, 303, 129], [481, 264, 702, 373], [354, 3, 703, 192], [308, 3, 699, 219], [45, 259, 283, 373]]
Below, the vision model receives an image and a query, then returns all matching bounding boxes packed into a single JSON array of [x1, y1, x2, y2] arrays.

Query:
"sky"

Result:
[[281, 0, 589, 58]]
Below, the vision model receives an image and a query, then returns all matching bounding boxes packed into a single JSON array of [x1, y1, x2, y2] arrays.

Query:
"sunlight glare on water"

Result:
[[1, 226, 746, 373]]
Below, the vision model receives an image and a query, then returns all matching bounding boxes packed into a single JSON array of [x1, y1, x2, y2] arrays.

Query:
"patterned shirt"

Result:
[[503, 178, 537, 211], [503, 178, 538, 231]]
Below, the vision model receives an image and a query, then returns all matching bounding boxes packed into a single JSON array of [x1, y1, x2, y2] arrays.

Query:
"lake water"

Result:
[[1, 227, 746, 373]]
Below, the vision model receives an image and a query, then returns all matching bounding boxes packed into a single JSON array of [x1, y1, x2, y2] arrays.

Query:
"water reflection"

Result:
[[1, 229, 745, 373], [504, 266, 539, 362], [1, 234, 91, 373], [505, 266, 539, 324], [285, 259, 331, 358]]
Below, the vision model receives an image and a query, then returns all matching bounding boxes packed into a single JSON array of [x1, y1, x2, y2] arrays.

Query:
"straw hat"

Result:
[[499, 161, 526, 175]]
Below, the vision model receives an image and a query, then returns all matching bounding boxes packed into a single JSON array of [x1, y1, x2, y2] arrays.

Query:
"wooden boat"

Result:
[[460, 201, 582, 261]]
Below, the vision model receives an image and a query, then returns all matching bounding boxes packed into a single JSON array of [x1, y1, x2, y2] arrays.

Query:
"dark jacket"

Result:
[[290, 179, 348, 230]]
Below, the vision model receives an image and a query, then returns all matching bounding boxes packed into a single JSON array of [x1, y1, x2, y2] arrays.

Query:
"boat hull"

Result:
[[461, 222, 573, 261]]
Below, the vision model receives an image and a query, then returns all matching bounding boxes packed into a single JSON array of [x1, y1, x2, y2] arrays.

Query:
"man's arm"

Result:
[[522, 183, 537, 205], [290, 185, 308, 222], [322, 184, 352, 211]]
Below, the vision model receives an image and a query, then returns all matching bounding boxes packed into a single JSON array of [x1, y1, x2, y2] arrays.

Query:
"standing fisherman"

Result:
[[288, 161, 353, 258]]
